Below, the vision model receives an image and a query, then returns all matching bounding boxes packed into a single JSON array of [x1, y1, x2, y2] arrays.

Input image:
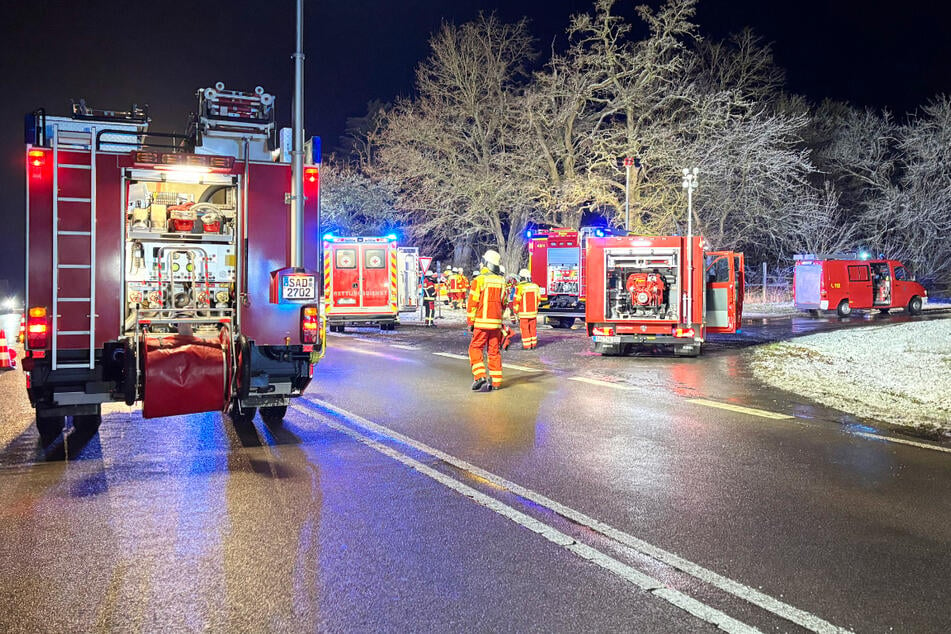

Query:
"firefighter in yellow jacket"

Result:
[[513, 268, 540, 349], [466, 250, 507, 391]]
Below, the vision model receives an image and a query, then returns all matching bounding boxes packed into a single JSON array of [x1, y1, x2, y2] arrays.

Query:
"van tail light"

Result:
[[592, 326, 615, 336], [27, 306, 49, 349], [674, 327, 696, 338], [301, 305, 320, 345]]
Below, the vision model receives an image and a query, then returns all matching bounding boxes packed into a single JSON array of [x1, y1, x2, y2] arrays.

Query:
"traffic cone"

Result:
[[0, 330, 13, 370]]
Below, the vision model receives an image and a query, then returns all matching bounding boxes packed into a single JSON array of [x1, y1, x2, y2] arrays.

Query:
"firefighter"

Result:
[[467, 250, 506, 391], [422, 271, 438, 327], [513, 268, 540, 349], [446, 268, 459, 309]]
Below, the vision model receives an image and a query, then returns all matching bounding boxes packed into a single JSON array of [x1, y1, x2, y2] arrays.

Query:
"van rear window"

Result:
[[335, 249, 356, 269], [847, 265, 869, 282]]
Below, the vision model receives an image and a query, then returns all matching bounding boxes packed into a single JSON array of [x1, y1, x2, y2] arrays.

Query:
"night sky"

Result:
[[2, 0, 948, 293]]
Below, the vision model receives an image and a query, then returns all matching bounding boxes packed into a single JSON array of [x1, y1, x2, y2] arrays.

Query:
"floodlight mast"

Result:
[[290, 0, 305, 268]]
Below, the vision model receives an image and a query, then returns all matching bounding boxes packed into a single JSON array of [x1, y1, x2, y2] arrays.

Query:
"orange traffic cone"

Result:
[[0, 330, 13, 370]]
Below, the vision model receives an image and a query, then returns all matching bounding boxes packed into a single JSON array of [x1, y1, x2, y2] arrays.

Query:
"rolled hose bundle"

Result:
[[142, 334, 232, 419]]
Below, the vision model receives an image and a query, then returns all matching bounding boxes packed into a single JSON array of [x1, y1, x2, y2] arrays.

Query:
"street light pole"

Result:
[[623, 157, 634, 231], [681, 167, 698, 326]]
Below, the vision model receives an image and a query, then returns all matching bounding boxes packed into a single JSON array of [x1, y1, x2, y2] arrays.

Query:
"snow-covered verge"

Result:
[[750, 319, 951, 435]]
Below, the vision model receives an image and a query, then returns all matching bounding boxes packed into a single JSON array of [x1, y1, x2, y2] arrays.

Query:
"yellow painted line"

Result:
[[568, 376, 636, 391], [688, 398, 793, 420]]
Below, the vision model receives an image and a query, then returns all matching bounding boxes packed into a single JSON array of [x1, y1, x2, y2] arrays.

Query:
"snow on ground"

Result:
[[750, 318, 951, 435]]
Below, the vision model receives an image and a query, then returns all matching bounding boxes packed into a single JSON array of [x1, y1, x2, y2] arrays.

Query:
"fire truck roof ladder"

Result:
[[51, 123, 97, 370]]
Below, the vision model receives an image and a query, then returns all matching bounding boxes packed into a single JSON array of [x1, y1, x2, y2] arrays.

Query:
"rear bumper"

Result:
[[327, 313, 397, 324], [593, 333, 702, 346]]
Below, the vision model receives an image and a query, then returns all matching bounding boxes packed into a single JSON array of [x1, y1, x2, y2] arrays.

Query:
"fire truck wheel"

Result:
[[908, 296, 923, 315], [879, 308, 890, 315], [836, 299, 852, 317], [72, 414, 102, 435], [236, 335, 252, 400], [808, 309, 820, 318], [260, 405, 287, 426], [230, 403, 256, 426], [36, 414, 65, 442], [122, 339, 138, 406]]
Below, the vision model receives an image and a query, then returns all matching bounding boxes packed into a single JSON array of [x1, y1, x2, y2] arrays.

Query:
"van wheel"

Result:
[[879, 308, 890, 315], [908, 296, 923, 315], [836, 299, 852, 317]]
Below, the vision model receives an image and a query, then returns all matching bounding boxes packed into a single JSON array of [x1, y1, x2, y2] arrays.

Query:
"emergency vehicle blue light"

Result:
[[386, 233, 397, 241], [525, 229, 532, 239], [858, 250, 870, 260], [594, 229, 605, 237], [323, 233, 335, 241]]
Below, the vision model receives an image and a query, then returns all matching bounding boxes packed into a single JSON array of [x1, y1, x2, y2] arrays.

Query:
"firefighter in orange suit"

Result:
[[447, 268, 459, 308], [513, 268, 540, 349], [467, 250, 506, 391]]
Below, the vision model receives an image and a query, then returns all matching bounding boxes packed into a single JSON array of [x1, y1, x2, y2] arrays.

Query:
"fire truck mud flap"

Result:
[[142, 335, 231, 419]]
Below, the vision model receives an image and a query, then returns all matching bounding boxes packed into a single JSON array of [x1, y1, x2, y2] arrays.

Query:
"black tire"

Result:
[[235, 335, 252, 400], [230, 403, 256, 426], [122, 338, 138, 406], [908, 296, 923, 315], [72, 414, 102, 435], [674, 344, 700, 358], [260, 405, 287, 426], [879, 308, 890, 315], [561, 317, 576, 328], [836, 299, 852, 317], [808, 309, 820, 318], [36, 414, 65, 441]]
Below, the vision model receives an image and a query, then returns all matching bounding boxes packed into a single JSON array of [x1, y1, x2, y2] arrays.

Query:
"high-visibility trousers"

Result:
[[424, 300, 435, 325], [469, 328, 503, 387], [519, 317, 537, 349]]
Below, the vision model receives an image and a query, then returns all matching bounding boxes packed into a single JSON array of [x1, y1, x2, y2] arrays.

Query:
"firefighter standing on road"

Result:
[[513, 268, 540, 349], [422, 271, 437, 327], [467, 250, 506, 391]]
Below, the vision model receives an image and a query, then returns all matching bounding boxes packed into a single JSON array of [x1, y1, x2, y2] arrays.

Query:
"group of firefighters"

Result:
[[420, 250, 540, 392]]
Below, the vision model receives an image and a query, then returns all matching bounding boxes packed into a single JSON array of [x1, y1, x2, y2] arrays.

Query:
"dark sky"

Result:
[[2, 0, 949, 292]]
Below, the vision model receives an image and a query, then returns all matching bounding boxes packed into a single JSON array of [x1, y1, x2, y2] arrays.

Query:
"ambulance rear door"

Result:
[[358, 243, 392, 312]]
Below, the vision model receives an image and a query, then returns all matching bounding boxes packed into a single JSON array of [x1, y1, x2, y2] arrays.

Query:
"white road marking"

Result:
[[390, 344, 419, 351], [853, 431, 951, 455], [290, 403, 759, 634], [501, 363, 544, 372], [568, 376, 636, 390], [688, 399, 794, 420], [433, 352, 470, 360], [297, 397, 850, 634]]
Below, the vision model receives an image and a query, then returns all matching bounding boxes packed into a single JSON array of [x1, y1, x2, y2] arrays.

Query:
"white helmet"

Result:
[[481, 249, 502, 274], [518, 268, 531, 281]]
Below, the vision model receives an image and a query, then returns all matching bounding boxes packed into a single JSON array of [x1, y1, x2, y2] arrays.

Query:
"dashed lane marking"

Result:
[[294, 398, 850, 634], [290, 402, 760, 634], [568, 376, 636, 390], [687, 398, 794, 420], [390, 344, 419, 351], [501, 363, 544, 372]]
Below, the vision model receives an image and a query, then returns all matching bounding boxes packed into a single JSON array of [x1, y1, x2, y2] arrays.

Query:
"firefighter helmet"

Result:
[[481, 249, 502, 274], [518, 268, 530, 281]]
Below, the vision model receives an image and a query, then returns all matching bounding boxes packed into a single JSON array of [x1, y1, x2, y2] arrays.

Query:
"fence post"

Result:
[[762, 262, 767, 303]]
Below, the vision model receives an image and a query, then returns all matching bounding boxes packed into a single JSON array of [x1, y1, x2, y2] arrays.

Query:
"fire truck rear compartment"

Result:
[[603, 249, 681, 322]]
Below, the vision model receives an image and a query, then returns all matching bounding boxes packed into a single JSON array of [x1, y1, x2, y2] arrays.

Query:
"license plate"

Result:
[[282, 274, 316, 301], [593, 335, 621, 343]]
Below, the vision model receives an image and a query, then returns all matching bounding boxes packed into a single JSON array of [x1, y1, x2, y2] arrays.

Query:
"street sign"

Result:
[[419, 257, 433, 273], [623, 157, 635, 167]]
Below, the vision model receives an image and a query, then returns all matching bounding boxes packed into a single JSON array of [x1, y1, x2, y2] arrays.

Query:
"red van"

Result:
[[794, 258, 928, 317]]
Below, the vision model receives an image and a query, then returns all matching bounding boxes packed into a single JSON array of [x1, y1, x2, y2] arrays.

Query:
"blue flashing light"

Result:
[[858, 250, 870, 260], [323, 233, 335, 241], [525, 229, 533, 239], [385, 233, 397, 241], [594, 228, 605, 237]]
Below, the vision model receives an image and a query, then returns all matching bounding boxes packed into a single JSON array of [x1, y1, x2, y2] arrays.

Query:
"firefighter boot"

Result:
[[471, 377, 487, 391], [480, 379, 494, 392]]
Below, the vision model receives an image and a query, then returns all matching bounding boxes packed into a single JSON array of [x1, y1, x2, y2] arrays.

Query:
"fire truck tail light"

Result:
[[674, 327, 696, 338], [301, 305, 320, 344], [28, 150, 45, 167], [304, 167, 319, 183], [27, 307, 49, 348], [592, 326, 615, 336]]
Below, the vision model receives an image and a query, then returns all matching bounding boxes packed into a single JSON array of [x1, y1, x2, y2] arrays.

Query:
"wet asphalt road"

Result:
[[1, 308, 950, 632]]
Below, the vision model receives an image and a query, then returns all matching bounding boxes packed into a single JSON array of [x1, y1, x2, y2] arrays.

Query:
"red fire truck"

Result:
[[584, 235, 744, 356], [794, 257, 928, 316], [22, 83, 326, 440], [323, 235, 401, 331], [526, 226, 611, 328]]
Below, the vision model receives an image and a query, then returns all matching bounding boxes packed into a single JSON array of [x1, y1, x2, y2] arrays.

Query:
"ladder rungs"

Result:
[[55, 363, 94, 369], [58, 230, 91, 236], [58, 298, 91, 302], [58, 264, 91, 269], [58, 197, 92, 203], [58, 330, 91, 335], [59, 163, 92, 170]]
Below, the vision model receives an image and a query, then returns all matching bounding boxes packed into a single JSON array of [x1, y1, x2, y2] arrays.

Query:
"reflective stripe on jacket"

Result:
[[467, 273, 506, 328], [514, 282, 540, 318]]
